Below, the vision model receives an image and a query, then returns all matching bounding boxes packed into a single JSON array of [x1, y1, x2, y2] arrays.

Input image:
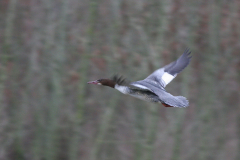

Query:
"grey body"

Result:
[[130, 80, 188, 107], [115, 49, 191, 108]]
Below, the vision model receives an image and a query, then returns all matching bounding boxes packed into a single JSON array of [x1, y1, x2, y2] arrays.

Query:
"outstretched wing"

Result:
[[164, 48, 192, 75], [145, 48, 192, 87]]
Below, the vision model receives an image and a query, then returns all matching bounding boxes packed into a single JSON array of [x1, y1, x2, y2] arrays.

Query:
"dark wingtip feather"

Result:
[[183, 48, 192, 57], [164, 48, 192, 75]]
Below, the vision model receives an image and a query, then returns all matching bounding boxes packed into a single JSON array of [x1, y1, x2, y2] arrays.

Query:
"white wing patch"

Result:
[[114, 84, 129, 94], [132, 84, 151, 90], [161, 72, 176, 85]]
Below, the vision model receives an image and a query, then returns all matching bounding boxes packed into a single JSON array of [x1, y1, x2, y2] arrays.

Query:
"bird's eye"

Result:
[[98, 79, 103, 82]]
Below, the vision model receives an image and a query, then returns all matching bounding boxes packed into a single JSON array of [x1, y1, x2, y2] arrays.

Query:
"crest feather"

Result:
[[111, 74, 130, 85]]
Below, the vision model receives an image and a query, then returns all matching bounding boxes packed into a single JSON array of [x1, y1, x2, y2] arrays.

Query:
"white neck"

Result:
[[114, 84, 128, 94]]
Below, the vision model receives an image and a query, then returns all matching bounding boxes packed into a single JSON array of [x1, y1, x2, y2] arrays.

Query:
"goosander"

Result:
[[88, 49, 192, 108]]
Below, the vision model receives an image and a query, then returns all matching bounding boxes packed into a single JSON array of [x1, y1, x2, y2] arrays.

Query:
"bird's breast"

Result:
[[128, 89, 159, 102]]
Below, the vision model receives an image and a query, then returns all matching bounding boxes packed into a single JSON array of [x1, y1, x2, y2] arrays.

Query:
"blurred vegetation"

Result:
[[0, 0, 240, 160]]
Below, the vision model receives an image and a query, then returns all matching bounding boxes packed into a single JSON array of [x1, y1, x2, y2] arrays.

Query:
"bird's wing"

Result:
[[145, 48, 192, 87], [112, 74, 156, 92]]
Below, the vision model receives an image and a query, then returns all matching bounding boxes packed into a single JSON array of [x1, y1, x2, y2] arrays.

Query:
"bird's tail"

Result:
[[175, 96, 189, 108], [162, 96, 189, 108], [157, 90, 189, 108]]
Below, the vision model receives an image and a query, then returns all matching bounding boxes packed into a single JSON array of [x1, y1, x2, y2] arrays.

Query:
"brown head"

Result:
[[87, 79, 116, 88]]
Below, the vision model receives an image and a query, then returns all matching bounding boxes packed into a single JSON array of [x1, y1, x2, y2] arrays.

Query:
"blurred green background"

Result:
[[1, 0, 240, 160]]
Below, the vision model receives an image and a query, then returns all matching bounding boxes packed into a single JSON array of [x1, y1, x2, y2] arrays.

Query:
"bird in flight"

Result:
[[88, 49, 192, 108]]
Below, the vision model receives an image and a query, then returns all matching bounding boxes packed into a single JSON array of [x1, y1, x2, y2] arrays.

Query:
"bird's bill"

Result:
[[87, 80, 99, 85]]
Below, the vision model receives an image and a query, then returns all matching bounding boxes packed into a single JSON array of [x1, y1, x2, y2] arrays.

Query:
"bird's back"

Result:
[[131, 80, 189, 107]]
